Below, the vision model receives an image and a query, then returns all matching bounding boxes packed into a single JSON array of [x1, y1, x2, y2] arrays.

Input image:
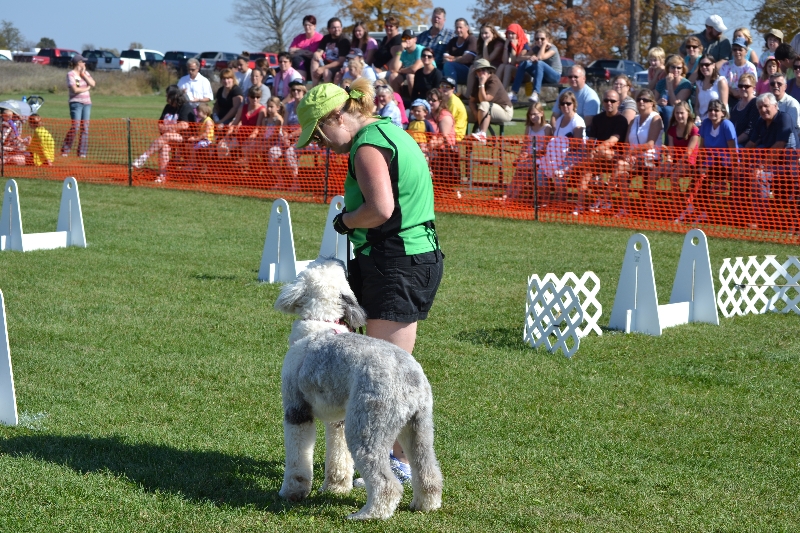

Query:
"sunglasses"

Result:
[[708, 108, 723, 112], [738, 84, 753, 89], [669, 65, 683, 70], [794, 65, 800, 70], [567, 75, 580, 79], [700, 62, 713, 68], [636, 97, 653, 103], [603, 99, 618, 103], [534, 37, 546, 41], [686, 45, 699, 49], [770, 81, 785, 87], [421, 54, 434, 58], [559, 101, 573, 106], [427, 98, 438, 103]]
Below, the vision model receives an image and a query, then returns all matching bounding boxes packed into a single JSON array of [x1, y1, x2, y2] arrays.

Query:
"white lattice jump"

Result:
[[717, 255, 800, 317], [258, 196, 350, 283], [609, 229, 718, 336], [524, 271, 600, 358], [0, 178, 86, 252]]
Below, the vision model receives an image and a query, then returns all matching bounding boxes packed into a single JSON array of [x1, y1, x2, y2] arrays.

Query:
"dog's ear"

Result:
[[341, 293, 367, 329], [275, 276, 307, 314]]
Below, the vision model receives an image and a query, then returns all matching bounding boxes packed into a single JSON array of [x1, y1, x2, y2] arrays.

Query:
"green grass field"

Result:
[[0, 179, 797, 532]]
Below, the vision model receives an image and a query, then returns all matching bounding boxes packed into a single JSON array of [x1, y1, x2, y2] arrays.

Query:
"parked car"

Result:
[[558, 57, 576, 85], [215, 51, 279, 72], [0, 50, 12, 61], [163, 51, 199, 76], [14, 48, 78, 67], [633, 70, 649, 88], [196, 51, 238, 81], [584, 59, 644, 86], [119, 49, 165, 73], [82, 50, 122, 71]]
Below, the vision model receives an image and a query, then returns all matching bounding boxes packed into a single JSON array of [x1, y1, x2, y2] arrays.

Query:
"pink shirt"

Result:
[[290, 33, 323, 55], [67, 70, 92, 105]]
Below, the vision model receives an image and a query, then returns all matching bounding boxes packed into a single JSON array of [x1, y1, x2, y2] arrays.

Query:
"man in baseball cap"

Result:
[[682, 15, 731, 66]]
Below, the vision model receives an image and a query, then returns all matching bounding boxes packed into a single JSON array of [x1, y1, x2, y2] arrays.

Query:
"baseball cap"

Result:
[[705, 15, 727, 33], [440, 76, 457, 88], [402, 29, 416, 40], [346, 48, 364, 59], [72, 54, 87, 63], [732, 37, 747, 49], [296, 83, 351, 149], [410, 98, 431, 113]]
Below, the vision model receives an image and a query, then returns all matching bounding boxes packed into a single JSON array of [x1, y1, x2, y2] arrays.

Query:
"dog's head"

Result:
[[275, 257, 367, 329]]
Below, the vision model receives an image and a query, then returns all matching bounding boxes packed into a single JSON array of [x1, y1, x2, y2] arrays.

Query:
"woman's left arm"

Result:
[[718, 77, 729, 108], [342, 145, 395, 229]]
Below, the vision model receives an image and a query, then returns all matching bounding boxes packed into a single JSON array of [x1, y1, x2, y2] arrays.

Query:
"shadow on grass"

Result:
[[0, 434, 363, 512], [455, 327, 527, 350]]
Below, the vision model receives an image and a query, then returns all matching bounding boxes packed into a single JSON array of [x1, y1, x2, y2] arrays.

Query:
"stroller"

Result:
[[1, 95, 46, 169]]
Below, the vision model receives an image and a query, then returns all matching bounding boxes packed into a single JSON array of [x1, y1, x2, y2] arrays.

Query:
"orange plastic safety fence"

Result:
[[3, 119, 798, 245]]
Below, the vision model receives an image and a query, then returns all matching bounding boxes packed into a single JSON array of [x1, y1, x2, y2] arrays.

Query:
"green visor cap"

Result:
[[295, 83, 352, 149]]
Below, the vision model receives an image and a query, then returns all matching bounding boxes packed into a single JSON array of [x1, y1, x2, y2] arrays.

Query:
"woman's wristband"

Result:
[[332, 212, 353, 235]]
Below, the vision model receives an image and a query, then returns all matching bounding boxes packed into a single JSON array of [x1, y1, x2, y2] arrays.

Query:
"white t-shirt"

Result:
[[178, 73, 214, 108], [544, 114, 586, 176]]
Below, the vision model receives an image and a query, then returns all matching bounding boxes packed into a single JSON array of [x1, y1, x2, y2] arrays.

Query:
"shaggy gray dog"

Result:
[[274, 257, 443, 520]]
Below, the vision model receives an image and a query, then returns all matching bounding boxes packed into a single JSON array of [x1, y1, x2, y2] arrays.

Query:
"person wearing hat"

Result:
[[760, 29, 784, 71], [311, 17, 351, 84], [681, 15, 731, 67], [388, 29, 425, 97], [721, 36, 758, 105], [439, 76, 467, 140], [61, 53, 95, 158], [406, 97, 437, 146], [731, 28, 760, 67], [295, 79, 444, 482], [468, 58, 513, 142]]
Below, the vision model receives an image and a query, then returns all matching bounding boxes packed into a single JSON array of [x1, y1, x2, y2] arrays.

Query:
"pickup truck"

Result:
[[196, 51, 239, 81], [584, 59, 645, 86], [119, 49, 165, 73], [82, 50, 122, 71], [14, 48, 78, 67], [163, 51, 198, 76]]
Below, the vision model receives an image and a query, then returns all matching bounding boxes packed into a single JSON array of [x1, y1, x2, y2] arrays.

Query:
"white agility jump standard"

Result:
[[0, 177, 86, 252], [0, 290, 18, 426], [524, 279, 585, 358], [717, 255, 800, 317], [258, 196, 349, 283], [608, 229, 718, 336]]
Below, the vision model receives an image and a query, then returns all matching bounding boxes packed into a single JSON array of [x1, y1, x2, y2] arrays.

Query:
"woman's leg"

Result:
[[156, 133, 183, 176], [510, 61, 533, 94], [532, 61, 560, 94], [78, 104, 91, 157], [61, 102, 82, 155]]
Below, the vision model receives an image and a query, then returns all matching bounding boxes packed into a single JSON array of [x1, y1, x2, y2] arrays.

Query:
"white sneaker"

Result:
[[154, 175, 167, 183], [132, 155, 147, 169], [528, 92, 539, 104], [508, 91, 518, 103], [471, 131, 487, 143]]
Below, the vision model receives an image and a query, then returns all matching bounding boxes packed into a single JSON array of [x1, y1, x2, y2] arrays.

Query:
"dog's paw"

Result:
[[279, 477, 312, 502], [347, 508, 394, 520], [409, 492, 442, 512], [319, 479, 352, 494]]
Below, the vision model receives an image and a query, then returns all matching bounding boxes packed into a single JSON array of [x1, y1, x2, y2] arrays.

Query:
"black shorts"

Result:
[[348, 249, 444, 323]]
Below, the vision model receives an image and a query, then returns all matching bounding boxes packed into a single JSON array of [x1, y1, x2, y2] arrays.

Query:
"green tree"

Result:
[[751, 0, 800, 38], [0, 20, 25, 50], [36, 37, 56, 48]]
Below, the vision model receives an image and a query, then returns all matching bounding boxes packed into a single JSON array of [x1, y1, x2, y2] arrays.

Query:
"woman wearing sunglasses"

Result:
[[694, 54, 729, 123], [683, 36, 704, 83], [542, 90, 585, 206], [410, 47, 443, 102], [729, 73, 759, 145], [612, 88, 663, 217], [295, 80, 444, 481]]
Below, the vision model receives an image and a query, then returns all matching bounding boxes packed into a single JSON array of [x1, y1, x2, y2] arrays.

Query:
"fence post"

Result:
[[127, 118, 133, 187], [323, 147, 330, 204], [532, 136, 538, 221]]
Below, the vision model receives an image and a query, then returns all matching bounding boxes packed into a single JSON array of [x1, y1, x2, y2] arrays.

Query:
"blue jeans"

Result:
[[658, 105, 674, 136], [511, 60, 561, 94], [443, 62, 470, 85], [63, 102, 91, 156]]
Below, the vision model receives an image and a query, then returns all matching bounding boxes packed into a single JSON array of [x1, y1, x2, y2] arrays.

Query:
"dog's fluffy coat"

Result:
[[275, 258, 443, 519]]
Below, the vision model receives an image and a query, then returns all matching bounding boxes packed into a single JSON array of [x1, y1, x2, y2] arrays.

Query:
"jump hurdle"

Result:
[[258, 196, 349, 283], [0, 178, 86, 252], [609, 229, 718, 336], [0, 290, 18, 426]]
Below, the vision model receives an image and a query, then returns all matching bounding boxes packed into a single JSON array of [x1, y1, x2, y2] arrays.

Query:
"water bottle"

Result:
[[22, 96, 27, 103]]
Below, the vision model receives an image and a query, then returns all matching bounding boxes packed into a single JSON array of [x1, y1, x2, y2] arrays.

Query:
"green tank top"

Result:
[[344, 117, 438, 256]]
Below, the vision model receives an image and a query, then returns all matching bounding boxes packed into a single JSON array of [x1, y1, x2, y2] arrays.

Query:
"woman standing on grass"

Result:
[[61, 54, 95, 158], [295, 80, 443, 484]]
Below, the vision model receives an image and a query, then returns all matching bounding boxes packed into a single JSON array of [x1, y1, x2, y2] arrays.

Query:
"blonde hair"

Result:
[[739, 72, 757, 86], [197, 103, 212, 117], [338, 77, 376, 118], [348, 56, 364, 74], [266, 96, 285, 118], [668, 101, 696, 140], [219, 68, 237, 83], [525, 101, 545, 128], [733, 27, 753, 46], [647, 46, 665, 62], [666, 55, 687, 76]]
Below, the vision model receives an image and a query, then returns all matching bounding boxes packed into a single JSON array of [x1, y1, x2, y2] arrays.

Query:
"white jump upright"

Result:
[[608, 229, 718, 336], [258, 196, 349, 283], [0, 177, 86, 252], [0, 290, 18, 426]]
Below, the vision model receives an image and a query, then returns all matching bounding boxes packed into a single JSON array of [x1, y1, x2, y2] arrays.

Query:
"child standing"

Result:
[[261, 96, 298, 190], [647, 47, 667, 90], [502, 102, 552, 200], [28, 114, 54, 166]]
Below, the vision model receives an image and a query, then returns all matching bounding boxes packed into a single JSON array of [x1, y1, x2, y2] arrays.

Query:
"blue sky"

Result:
[[7, 0, 763, 56]]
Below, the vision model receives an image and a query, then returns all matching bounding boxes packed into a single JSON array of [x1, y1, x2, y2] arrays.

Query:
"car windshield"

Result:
[[121, 51, 139, 58], [199, 52, 218, 59], [592, 60, 621, 69]]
